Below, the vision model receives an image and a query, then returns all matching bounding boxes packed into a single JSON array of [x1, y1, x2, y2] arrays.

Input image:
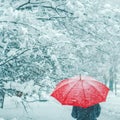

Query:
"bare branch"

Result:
[[37, 16, 78, 21], [16, 1, 73, 15], [42, 5, 73, 15], [21, 101, 28, 113], [16, 1, 51, 10], [24, 99, 48, 103], [16, 0, 31, 10], [0, 49, 30, 66], [0, 20, 40, 32]]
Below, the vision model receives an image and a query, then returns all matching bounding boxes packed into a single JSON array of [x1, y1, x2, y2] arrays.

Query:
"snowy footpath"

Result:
[[0, 91, 120, 120]]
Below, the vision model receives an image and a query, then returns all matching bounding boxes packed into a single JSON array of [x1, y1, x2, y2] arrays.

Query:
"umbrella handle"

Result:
[[80, 74, 81, 80]]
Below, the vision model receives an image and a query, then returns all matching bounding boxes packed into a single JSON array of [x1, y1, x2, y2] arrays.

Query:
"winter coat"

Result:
[[71, 104, 101, 120]]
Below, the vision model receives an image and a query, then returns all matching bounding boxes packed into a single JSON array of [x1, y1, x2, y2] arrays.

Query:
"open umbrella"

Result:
[[51, 75, 109, 108]]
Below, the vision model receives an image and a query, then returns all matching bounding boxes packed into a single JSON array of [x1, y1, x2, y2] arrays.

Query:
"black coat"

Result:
[[71, 104, 101, 120]]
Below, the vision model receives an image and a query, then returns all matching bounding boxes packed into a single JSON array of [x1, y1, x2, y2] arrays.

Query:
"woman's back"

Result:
[[71, 104, 101, 120]]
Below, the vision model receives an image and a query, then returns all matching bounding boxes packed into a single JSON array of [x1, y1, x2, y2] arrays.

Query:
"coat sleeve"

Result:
[[71, 106, 77, 118], [95, 104, 101, 117]]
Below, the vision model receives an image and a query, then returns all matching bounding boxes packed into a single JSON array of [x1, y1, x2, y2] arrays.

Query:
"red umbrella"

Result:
[[51, 75, 109, 108]]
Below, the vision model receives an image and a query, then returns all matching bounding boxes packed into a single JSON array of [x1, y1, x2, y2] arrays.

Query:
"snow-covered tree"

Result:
[[0, 0, 120, 108]]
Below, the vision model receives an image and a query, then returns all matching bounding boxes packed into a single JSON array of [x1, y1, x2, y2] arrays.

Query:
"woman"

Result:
[[71, 104, 101, 120]]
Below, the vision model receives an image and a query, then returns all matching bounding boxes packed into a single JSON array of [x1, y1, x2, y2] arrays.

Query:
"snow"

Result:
[[0, 96, 74, 120], [0, 91, 120, 120]]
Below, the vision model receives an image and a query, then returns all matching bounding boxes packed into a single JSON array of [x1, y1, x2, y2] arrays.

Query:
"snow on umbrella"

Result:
[[51, 75, 110, 108]]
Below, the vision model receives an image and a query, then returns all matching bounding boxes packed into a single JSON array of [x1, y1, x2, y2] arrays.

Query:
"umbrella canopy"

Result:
[[51, 76, 109, 108]]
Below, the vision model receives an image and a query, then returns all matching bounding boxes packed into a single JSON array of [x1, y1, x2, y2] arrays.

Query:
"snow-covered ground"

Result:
[[0, 91, 120, 120]]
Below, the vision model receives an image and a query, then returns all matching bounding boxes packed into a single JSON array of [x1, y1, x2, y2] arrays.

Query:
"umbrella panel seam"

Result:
[[85, 81, 106, 100], [62, 80, 79, 104]]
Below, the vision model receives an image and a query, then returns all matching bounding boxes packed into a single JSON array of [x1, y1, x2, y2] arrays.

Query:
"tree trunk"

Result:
[[109, 66, 114, 91], [0, 90, 5, 108], [115, 80, 117, 95], [109, 78, 113, 91], [103, 74, 108, 85]]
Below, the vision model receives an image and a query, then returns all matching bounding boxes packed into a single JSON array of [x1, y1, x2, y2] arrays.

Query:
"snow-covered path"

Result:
[[98, 106, 120, 120], [0, 92, 120, 120], [98, 91, 120, 120], [0, 97, 74, 120]]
